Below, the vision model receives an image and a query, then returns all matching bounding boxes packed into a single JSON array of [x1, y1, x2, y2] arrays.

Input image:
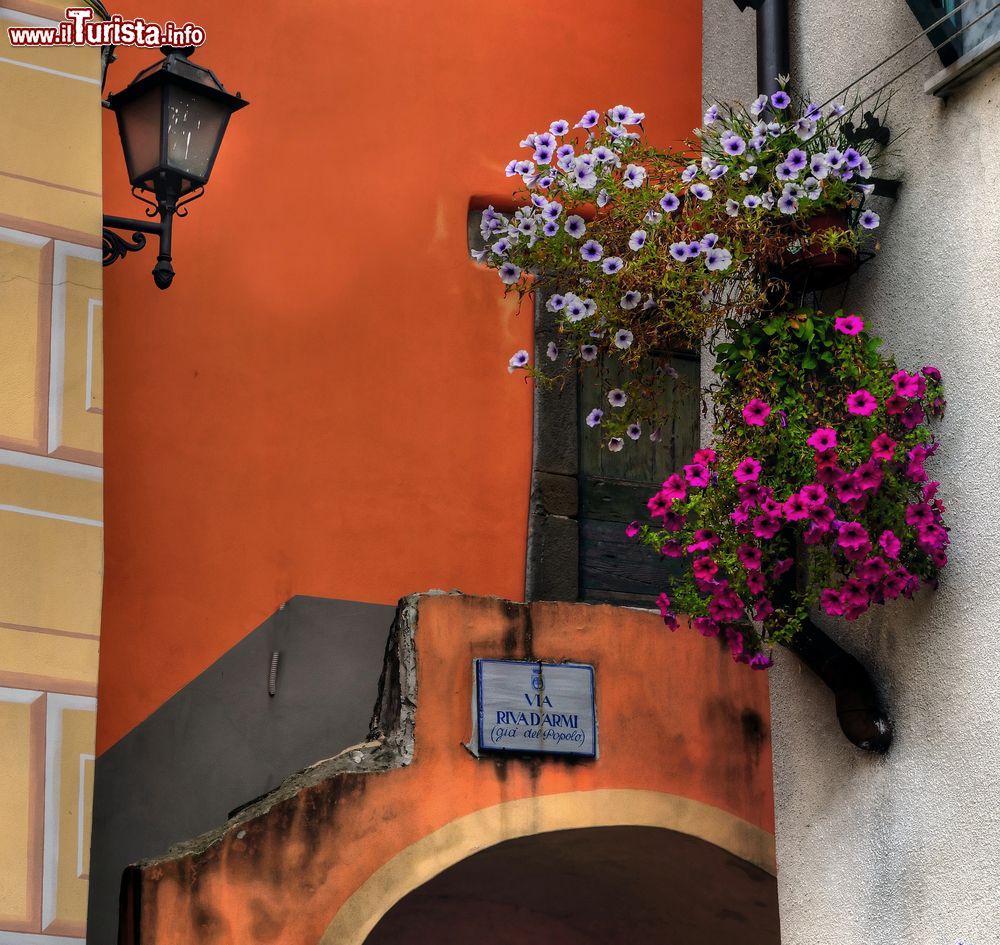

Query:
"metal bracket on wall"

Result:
[[268, 651, 280, 697]]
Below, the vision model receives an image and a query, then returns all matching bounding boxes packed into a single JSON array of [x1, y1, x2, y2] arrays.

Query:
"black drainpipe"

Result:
[[755, 0, 790, 96], [740, 0, 894, 753]]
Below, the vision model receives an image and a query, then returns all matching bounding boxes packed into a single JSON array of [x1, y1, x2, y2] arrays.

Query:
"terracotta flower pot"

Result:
[[779, 210, 859, 291]]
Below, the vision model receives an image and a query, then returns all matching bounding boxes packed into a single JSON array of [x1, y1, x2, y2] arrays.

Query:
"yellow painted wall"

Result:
[[0, 2, 103, 940]]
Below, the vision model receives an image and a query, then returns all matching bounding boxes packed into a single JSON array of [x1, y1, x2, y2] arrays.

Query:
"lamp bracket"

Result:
[[174, 186, 205, 218]]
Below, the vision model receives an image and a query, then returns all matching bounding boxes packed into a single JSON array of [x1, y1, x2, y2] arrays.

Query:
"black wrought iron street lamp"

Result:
[[102, 46, 248, 289]]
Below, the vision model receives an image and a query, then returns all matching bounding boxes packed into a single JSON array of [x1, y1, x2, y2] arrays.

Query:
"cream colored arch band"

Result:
[[319, 788, 776, 945]]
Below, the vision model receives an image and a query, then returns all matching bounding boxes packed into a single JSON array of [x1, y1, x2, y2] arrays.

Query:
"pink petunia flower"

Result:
[[656, 592, 679, 631], [820, 588, 846, 616], [749, 652, 773, 670], [885, 394, 907, 415], [921, 365, 942, 382], [803, 524, 827, 545], [916, 523, 949, 553], [834, 314, 864, 335], [693, 447, 717, 466], [647, 492, 672, 519], [783, 492, 811, 520], [625, 520, 640, 538], [752, 515, 780, 539], [772, 558, 794, 579], [684, 462, 711, 487], [871, 432, 896, 461], [660, 540, 684, 557], [905, 503, 935, 528], [662, 511, 686, 532], [856, 556, 890, 582], [853, 461, 883, 493], [837, 521, 870, 550], [800, 483, 828, 508], [734, 457, 762, 483], [692, 556, 719, 580], [693, 617, 721, 637], [754, 598, 774, 621], [742, 398, 772, 426], [817, 464, 847, 487], [687, 528, 721, 552], [809, 505, 836, 529], [807, 427, 837, 452], [879, 529, 901, 559], [891, 369, 926, 398], [846, 389, 878, 416], [901, 402, 925, 430], [661, 473, 687, 500], [737, 544, 763, 570], [746, 571, 766, 595]]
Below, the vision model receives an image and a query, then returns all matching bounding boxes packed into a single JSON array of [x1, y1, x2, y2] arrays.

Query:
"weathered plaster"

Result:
[[130, 592, 777, 945]]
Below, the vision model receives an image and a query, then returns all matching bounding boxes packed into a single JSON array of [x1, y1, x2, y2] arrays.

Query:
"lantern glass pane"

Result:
[[163, 86, 230, 185], [117, 86, 163, 189]]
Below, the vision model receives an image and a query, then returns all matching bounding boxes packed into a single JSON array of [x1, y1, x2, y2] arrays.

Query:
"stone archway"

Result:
[[361, 825, 779, 945]]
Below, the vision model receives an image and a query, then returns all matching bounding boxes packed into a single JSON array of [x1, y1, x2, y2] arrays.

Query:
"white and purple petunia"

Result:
[[499, 262, 521, 284], [860, 210, 880, 229], [546, 341, 559, 361], [793, 117, 817, 141], [586, 407, 603, 425], [628, 229, 647, 251], [681, 164, 699, 183], [626, 423, 642, 441], [709, 164, 729, 180], [575, 109, 600, 129], [705, 247, 733, 271], [620, 290, 641, 310], [602, 256, 624, 274], [726, 199, 740, 217], [581, 240, 603, 262], [690, 183, 713, 200], [623, 164, 647, 188], [614, 329, 634, 349], [778, 193, 798, 214], [771, 90, 790, 109], [545, 294, 566, 312], [660, 193, 680, 212], [550, 119, 570, 136], [581, 345, 599, 363], [743, 194, 762, 208], [508, 349, 529, 373], [564, 215, 586, 238], [608, 388, 628, 407], [722, 133, 746, 156], [607, 437, 625, 453], [669, 242, 689, 261], [750, 93, 768, 116]]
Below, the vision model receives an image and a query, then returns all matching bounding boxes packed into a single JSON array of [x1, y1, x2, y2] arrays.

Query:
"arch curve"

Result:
[[320, 789, 777, 945]]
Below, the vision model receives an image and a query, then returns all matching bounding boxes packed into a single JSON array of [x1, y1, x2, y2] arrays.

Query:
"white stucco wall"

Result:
[[704, 2, 1000, 943]]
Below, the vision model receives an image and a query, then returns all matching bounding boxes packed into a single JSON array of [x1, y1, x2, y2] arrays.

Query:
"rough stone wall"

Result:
[[703, 2, 1000, 942]]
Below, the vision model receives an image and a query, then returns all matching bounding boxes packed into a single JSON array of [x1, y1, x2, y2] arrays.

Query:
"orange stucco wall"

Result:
[[136, 594, 775, 945], [99, 0, 703, 753]]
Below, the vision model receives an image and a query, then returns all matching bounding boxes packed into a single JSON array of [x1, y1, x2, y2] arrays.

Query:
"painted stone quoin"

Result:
[[128, 592, 778, 945]]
